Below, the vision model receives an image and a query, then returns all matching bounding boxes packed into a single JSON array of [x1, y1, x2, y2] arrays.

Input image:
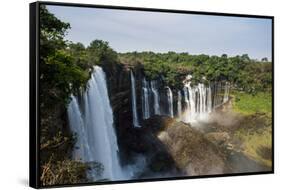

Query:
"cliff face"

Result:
[[101, 62, 142, 158], [89, 63, 271, 178], [101, 62, 182, 176]]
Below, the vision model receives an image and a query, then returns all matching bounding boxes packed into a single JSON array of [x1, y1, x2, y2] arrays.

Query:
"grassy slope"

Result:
[[232, 91, 272, 116], [232, 91, 272, 167]]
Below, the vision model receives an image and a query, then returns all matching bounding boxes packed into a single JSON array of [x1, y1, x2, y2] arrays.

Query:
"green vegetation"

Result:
[[233, 91, 272, 115], [119, 52, 272, 93], [234, 113, 272, 167], [40, 6, 88, 106], [231, 89, 272, 168]]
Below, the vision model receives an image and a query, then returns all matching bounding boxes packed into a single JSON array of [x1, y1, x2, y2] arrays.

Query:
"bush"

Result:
[[40, 158, 89, 186]]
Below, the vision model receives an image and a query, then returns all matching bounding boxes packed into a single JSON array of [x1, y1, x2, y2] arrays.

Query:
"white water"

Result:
[[67, 66, 125, 181], [166, 87, 174, 118], [68, 95, 92, 162], [223, 82, 230, 103], [138, 75, 229, 123], [130, 71, 141, 127], [198, 83, 206, 114], [185, 83, 196, 122], [151, 80, 160, 115], [177, 90, 182, 119], [142, 78, 150, 119], [182, 79, 214, 122], [207, 85, 212, 113]]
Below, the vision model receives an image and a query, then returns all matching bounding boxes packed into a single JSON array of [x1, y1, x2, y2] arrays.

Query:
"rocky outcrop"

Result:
[[155, 119, 226, 176]]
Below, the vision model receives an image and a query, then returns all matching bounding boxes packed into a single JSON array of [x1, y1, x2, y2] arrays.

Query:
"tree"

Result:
[[39, 5, 90, 186], [261, 57, 268, 62], [68, 42, 89, 70], [40, 5, 88, 106], [86, 40, 118, 69]]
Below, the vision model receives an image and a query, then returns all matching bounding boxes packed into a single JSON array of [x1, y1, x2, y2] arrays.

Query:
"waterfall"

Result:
[[151, 80, 160, 115], [186, 83, 196, 122], [68, 95, 92, 162], [213, 83, 218, 108], [130, 71, 141, 127], [142, 78, 150, 119], [198, 83, 206, 114], [214, 82, 222, 108], [177, 90, 182, 119], [212, 81, 229, 108], [182, 87, 190, 123], [207, 85, 212, 113], [132, 73, 229, 123], [182, 80, 214, 122], [166, 87, 174, 117], [67, 66, 125, 181], [223, 82, 230, 103]]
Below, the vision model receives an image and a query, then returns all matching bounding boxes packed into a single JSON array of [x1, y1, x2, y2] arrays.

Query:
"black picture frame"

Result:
[[30, 1, 274, 188]]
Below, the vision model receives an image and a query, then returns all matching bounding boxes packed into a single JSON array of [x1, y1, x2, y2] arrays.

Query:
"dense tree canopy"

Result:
[[119, 52, 272, 93], [40, 5, 89, 107]]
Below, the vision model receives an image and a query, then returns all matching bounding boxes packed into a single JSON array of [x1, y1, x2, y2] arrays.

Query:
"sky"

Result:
[[47, 5, 272, 61]]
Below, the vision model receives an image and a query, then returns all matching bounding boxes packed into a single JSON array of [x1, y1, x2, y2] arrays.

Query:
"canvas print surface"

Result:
[[38, 4, 273, 187]]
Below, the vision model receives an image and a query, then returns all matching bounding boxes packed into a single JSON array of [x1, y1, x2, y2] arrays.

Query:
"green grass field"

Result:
[[232, 91, 272, 167], [232, 91, 272, 115]]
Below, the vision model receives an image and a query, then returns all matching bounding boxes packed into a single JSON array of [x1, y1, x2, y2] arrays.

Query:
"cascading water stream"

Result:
[[67, 66, 125, 181], [138, 74, 229, 123], [142, 78, 150, 119], [186, 83, 196, 122], [151, 80, 160, 115], [177, 90, 182, 119], [166, 87, 174, 118], [207, 85, 212, 113], [68, 95, 92, 162], [181, 79, 215, 122], [223, 82, 230, 103], [130, 71, 141, 127]]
